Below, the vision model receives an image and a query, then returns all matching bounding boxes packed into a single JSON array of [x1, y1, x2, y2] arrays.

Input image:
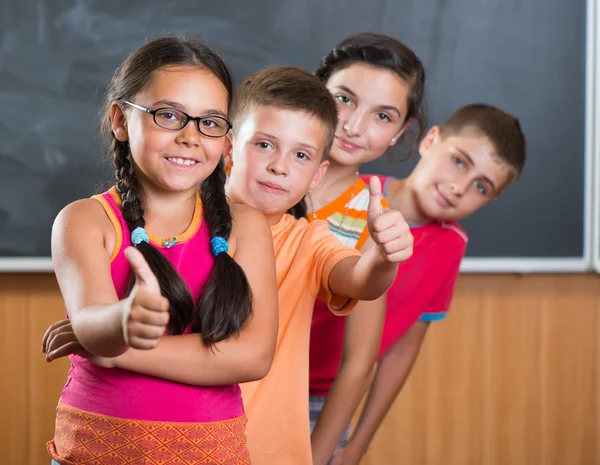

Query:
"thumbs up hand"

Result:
[[366, 176, 414, 263], [122, 247, 170, 349]]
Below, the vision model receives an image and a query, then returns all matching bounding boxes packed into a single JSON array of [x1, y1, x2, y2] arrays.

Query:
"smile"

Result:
[[166, 157, 198, 166], [258, 181, 287, 194]]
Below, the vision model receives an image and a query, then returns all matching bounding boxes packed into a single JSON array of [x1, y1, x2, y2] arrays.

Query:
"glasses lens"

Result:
[[197, 116, 230, 137], [154, 109, 187, 130]]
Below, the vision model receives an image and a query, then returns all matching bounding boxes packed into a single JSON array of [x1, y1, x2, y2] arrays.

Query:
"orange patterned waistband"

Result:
[[47, 403, 251, 465]]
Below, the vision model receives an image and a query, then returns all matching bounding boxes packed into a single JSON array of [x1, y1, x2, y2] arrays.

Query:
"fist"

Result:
[[366, 176, 413, 263]]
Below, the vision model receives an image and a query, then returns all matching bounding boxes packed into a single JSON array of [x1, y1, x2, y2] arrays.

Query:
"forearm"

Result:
[[311, 361, 375, 465], [348, 344, 420, 455], [70, 302, 128, 357], [331, 248, 397, 301], [114, 332, 273, 385]]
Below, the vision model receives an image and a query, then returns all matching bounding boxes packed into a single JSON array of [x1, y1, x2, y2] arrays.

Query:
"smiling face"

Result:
[[226, 105, 330, 224], [325, 62, 413, 167], [411, 126, 513, 222], [111, 65, 230, 194]]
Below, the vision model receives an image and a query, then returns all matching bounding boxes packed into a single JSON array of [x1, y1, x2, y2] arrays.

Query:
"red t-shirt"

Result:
[[308, 174, 468, 397]]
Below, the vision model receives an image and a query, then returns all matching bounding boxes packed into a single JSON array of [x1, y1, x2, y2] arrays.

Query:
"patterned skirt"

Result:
[[47, 402, 251, 465]]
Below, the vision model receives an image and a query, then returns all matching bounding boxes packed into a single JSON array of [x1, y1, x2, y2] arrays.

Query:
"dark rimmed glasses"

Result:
[[124, 101, 232, 138]]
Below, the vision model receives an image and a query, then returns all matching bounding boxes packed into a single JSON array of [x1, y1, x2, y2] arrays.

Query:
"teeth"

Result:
[[167, 157, 197, 166]]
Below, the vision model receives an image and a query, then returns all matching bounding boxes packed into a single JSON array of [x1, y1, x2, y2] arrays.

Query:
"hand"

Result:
[[41, 319, 116, 368], [123, 246, 170, 349], [329, 445, 362, 465], [366, 176, 413, 263], [42, 319, 93, 361]]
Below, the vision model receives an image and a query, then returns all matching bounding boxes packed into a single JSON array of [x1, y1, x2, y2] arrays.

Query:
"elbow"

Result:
[[357, 289, 384, 302], [239, 345, 275, 382]]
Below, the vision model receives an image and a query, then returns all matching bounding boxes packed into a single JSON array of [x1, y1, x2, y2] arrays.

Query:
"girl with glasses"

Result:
[[43, 36, 278, 465]]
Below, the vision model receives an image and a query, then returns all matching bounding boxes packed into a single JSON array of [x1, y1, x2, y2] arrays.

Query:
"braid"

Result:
[[193, 158, 253, 346], [113, 139, 144, 229], [200, 158, 231, 240], [112, 137, 195, 335]]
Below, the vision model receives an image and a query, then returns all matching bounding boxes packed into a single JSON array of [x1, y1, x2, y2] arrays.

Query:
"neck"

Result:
[[264, 212, 285, 226], [387, 175, 431, 225], [308, 159, 360, 212], [136, 180, 198, 235]]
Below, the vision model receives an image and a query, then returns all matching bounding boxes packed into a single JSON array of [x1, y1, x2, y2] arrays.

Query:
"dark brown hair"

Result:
[[440, 103, 526, 181], [316, 32, 427, 147], [101, 36, 252, 346]]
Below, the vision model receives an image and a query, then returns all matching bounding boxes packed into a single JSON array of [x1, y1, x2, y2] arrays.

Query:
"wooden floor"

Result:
[[1, 273, 599, 464]]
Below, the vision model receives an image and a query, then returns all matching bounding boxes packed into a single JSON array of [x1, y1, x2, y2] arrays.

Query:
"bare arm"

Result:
[[340, 321, 430, 462], [111, 203, 279, 385], [310, 295, 386, 465], [52, 200, 130, 357]]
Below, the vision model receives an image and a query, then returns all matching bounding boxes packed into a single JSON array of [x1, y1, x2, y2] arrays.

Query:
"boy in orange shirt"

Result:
[[225, 66, 413, 464]]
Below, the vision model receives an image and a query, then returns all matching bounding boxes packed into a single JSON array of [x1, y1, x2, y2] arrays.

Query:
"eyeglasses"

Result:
[[124, 101, 232, 138]]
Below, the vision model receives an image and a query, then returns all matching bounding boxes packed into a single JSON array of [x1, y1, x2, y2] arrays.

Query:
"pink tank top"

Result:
[[59, 187, 244, 422]]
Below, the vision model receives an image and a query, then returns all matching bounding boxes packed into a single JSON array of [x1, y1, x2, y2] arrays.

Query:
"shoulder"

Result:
[[230, 202, 267, 226], [417, 221, 467, 265], [51, 197, 116, 262], [229, 203, 272, 250], [53, 198, 113, 237], [438, 221, 468, 246]]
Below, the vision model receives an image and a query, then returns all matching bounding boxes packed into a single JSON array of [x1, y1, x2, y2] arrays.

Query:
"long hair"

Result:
[[102, 36, 252, 346]]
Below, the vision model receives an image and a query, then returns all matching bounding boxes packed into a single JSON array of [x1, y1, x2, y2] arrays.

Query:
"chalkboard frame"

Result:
[[0, 0, 597, 273], [594, 0, 600, 274]]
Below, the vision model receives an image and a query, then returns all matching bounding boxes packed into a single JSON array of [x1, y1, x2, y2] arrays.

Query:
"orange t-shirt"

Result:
[[241, 214, 361, 465]]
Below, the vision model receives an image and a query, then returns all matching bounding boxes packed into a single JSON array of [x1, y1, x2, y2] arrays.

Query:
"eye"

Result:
[[376, 113, 391, 122], [158, 111, 179, 121], [257, 142, 273, 150], [295, 151, 309, 161], [336, 94, 352, 105], [452, 156, 464, 168], [201, 119, 218, 128], [476, 181, 487, 195]]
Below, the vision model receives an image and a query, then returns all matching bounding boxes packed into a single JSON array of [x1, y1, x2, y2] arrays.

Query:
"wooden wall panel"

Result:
[[26, 275, 71, 465], [0, 273, 599, 465], [423, 281, 485, 465], [0, 275, 30, 464], [539, 277, 597, 465], [480, 276, 541, 465]]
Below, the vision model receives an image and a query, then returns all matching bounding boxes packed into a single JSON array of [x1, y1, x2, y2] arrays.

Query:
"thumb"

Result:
[[367, 176, 384, 222], [125, 246, 161, 295]]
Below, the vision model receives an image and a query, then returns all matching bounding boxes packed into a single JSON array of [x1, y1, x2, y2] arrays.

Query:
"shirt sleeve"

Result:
[[418, 231, 467, 322], [306, 220, 362, 316]]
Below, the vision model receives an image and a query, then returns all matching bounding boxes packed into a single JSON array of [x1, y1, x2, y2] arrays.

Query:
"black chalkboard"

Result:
[[0, 0, 589, 270]]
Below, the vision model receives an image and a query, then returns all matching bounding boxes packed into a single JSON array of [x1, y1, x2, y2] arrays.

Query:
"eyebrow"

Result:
[[332, 86, 402, 117], [255, 131, 318, 152], [456, 147, 497, 193], [153, 99, 227, 118]]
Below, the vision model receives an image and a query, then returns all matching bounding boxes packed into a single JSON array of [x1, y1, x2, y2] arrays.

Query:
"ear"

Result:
[[418, 125, 440, 158], [110, 102, 129, 142], [223, 133, 233, 165], [308, 160, 330, 191], [389, 117, 414, 147]]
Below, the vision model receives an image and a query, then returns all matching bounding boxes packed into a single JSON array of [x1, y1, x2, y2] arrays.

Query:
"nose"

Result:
[[175, 121, 201, 148], [448, 176, 469, 197], [267, 151, 288, 176], [342, 108, 366, 137]]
